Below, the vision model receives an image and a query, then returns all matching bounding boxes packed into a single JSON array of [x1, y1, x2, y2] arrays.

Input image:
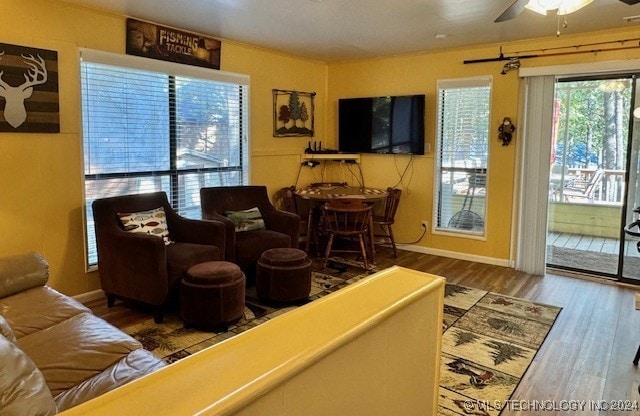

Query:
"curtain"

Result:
[[515, 75, 555, 274]]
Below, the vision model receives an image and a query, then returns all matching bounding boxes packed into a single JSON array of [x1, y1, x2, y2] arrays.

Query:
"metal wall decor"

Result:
[[273, 89, 315, 137], [498, 117, 516, 146], [0, 42, 59, 133], [126, 19, 221, 70]]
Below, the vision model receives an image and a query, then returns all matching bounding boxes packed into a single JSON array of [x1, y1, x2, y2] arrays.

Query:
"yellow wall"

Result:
[[0, 0, 327, 295], [2, 0, 640, 296], [327, 29, 640, 262]]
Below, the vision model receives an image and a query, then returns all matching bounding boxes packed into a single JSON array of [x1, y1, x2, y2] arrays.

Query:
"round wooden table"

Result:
[[295, 185, 388, 262]]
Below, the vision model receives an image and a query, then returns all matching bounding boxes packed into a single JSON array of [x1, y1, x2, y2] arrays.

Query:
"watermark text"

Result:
[[462, 399, 639, 412]]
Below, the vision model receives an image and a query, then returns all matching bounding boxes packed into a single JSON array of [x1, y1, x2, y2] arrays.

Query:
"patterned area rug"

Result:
[[439, 284, 561, 415], [121, 258, 561, 415], [121, 257, 378, 363]]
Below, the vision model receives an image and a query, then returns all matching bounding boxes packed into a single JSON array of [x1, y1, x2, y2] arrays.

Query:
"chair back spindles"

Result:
[[278, 186, 298, 214], [373, 188, 402, 258], [321, 199, 372, 271], [381, 187, 401, 223]]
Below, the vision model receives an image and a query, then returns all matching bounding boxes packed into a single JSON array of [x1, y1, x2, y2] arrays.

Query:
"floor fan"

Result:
[[448, 171, 485, 232]]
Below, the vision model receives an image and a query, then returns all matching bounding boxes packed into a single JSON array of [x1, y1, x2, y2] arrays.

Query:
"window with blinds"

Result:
[[80, 50, 249, 267], [434, 77, 491, 235]]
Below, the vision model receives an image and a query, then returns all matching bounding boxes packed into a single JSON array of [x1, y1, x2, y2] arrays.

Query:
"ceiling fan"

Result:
[[495, 0, 640, 22]]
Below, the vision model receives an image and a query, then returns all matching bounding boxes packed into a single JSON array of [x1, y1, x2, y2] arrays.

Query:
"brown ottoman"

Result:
[[256, 248, 312, 303], [180, 261, 246, 330]]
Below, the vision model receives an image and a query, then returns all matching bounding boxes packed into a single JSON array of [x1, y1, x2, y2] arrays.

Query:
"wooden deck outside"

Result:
[[547, 231, 640, 258]]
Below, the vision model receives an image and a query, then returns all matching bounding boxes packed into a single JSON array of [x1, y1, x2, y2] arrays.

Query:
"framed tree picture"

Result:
[[273, 89, 315, 137]]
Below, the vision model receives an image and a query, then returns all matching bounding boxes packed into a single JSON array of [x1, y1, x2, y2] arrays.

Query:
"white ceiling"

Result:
[[62, 0, 640, 62]]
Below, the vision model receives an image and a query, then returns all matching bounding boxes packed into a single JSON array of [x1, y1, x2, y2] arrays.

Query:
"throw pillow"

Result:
[[225, 207, 266, 232], [117, 207, 172, 245]]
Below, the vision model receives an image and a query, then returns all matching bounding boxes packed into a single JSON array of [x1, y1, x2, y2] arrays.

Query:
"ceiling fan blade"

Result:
[[495, 0, 530, 22], [619, 0, 640, 4]]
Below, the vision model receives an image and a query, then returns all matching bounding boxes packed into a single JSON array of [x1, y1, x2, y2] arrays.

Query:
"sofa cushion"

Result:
[[0, 286, 90, 339], [166, 242, 220, 287], [118, 206, 172, 245], [225, 207, 266, 232], [17, 312, 142, 397], [54, 348, 166, 412], [235, 229, 291, 274], [0, 334, 57, 416], [0, 314, 17, 343], [0, 251, 49, 298]]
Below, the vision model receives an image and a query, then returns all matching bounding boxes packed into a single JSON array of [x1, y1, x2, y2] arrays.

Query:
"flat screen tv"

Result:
[[338, 94, 425, 155]]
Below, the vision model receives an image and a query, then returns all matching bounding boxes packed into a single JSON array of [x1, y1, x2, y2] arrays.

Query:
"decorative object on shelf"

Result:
[[0, 42, 59, 133], [126, 18, 221, 70], [304, 141, 339, 154], [498, 117, 516, 146], [273, 89, 315, 137]]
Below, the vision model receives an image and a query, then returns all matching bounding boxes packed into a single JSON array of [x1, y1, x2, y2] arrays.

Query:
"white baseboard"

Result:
[[73, 289, 105, 304], [398, 244, 511, 268]]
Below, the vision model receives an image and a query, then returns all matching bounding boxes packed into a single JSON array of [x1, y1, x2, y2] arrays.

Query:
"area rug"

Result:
[[121, 257, 379, 363], [121, 258, 561, 415], [439, 284, 561, 416]]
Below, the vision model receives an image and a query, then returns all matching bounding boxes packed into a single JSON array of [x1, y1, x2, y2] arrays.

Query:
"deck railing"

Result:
[[551, 168, 625, 205]]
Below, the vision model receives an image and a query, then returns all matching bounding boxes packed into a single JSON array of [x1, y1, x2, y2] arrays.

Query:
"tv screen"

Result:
[[338, 94, 425, 155]]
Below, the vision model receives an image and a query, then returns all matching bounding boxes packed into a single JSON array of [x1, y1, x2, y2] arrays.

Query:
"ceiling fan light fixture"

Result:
[[557, 0, 594, 15], [525, 0, 562, 15], [524, 0, 592, 15], [525, 4, 548, 15]]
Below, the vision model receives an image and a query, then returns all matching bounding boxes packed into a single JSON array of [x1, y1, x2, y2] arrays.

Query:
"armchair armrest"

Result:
[[262, 209, 301, 248], [0, 252, 49, 298], [168, 218, 227, 259], [201, 212, 237, 262], [97, 230, 169, 306]]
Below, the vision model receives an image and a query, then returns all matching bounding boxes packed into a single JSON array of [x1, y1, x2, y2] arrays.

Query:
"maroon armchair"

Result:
[[200, 186, 300, 280], [92, 192, 226, 323]]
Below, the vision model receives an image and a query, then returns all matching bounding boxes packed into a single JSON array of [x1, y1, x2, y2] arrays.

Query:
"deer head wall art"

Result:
[[0, 43, 59, 133]]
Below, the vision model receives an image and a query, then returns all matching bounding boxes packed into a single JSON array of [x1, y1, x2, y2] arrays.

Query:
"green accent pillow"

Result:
[[117, 207, 172, 244], [225, 207, 266, 232]]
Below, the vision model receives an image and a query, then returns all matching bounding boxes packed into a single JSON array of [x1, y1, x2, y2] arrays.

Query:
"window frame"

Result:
[[80, 49, 250, 269], [433, 76, 492, 238]]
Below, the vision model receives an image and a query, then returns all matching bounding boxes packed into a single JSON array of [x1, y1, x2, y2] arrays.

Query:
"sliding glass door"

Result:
[[621, 76, 640, 283], [546, 75, 633, 277]]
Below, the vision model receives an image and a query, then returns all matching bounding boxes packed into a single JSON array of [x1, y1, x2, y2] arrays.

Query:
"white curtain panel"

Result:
[[515, 75, 555, 274]]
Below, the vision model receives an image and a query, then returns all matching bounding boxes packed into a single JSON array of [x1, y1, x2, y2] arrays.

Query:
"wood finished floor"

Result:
[[87, 248, 640, 415]]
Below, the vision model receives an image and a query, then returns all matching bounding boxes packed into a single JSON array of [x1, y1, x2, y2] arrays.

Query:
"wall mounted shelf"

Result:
[[300, 153, 360, 163]]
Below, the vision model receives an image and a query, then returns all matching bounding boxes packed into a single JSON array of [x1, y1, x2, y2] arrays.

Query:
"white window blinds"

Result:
[[80, 49, 249, 266], [434, 77, 491, 236]]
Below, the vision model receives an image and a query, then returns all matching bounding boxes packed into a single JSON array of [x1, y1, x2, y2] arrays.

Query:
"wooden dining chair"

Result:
[[373, 187, 402, 258], [277, 185, 298, 214], [275, 186, 317, 252], [321, 199, 373, 271]]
